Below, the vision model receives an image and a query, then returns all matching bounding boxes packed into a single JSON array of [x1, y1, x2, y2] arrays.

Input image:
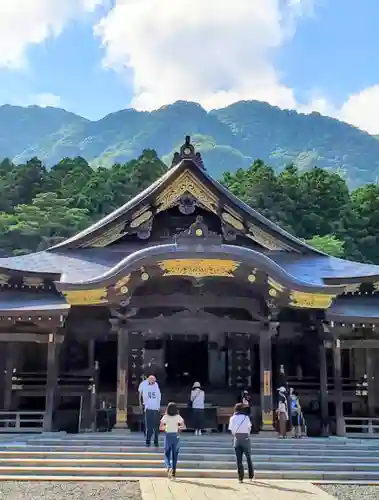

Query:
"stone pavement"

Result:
[[139, 478, 335, 500]]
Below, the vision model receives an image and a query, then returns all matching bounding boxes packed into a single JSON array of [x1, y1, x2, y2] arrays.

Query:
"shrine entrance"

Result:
[[164, 336, 209, 387]]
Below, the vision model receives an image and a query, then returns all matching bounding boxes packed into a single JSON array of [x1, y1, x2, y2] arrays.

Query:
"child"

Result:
[[160, 402, 186, 479]]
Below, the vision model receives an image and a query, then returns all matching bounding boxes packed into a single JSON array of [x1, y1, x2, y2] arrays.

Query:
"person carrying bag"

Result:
[[189, 382, 205, 436], [228, 403, 255, 483]]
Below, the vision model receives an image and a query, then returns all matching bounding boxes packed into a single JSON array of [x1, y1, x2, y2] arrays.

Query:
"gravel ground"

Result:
[[317, 484, 379, 499], [0, 481, 142, 500]]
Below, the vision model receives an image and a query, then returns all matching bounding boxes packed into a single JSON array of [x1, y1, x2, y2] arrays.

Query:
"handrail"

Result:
[[0, 411, 44, 432], [345, 416, 379, 435]]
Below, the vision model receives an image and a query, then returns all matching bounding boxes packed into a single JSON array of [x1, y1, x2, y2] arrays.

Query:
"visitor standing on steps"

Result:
[[228, 403, 255, 483], [140, 375, 161, 447], [277, 386, 289, 438], [189, 381, 205, 435], [160, 402, 186, 480]]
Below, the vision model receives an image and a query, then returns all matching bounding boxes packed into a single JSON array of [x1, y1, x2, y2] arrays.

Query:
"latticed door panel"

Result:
[[128, 331, 144, 389], [228, 333, 253, 389]]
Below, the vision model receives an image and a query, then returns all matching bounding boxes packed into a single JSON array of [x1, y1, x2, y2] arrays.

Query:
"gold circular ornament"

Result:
[[120, 286, 129, 294], [248, 274, 256, 283], [183, 147, 192, 155], [195, 228, 203, 236], [141, 272, 149, 281], [269, 288, 277, 297]]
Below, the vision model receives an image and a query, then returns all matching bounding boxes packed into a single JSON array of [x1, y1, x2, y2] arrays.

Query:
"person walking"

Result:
[[140, 375, 161, 447], [290, 388, 302, 438], [228, 403, 254, 483], [190, 381, 205, 436], [160, 402, 186, 480], [277, 386, 288, 438]]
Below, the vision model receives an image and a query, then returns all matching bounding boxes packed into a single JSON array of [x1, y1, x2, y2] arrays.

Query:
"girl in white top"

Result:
[[190, 381, 205, 436], [160, 402, 186, 479]]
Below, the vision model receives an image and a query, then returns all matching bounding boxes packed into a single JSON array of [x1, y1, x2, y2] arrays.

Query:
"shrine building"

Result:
[[0, 136, 378, 435]]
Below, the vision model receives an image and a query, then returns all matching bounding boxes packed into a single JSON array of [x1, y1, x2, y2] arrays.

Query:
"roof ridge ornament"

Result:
[[171, 135, 205, 170]]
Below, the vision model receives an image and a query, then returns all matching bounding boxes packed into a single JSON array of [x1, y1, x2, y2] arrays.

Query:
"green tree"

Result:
[[305, 235, 345, 258], [7, 192, 90, 253]]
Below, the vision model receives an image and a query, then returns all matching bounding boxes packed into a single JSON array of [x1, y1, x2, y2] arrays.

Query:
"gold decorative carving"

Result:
[[221, 212, 244, 231], [155, 169, 219, 213], [247, 223, 295, 251], [269, 288, 277, 297], [63, 288, 107, 305], [158, 259, 240, 278], [116, 409, 127, 424], [289, 290, 335, 309], [267, 277, 285, 293], [23, 276, 44, 288], [0, 274, 9, 286], [115, 274, 131, 292], [262, 411, 273, 426], [130, 210, 153, 229], [83, 221, 126, 248], [263, 370, 272, 396], [373, 282, 379, 293]]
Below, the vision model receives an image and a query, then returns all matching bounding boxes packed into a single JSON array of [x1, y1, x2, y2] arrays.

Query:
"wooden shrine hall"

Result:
[[0, 136, 379, 435]]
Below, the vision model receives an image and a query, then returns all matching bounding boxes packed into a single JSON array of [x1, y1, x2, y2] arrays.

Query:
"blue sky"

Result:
[[0, 0, 378, 133]]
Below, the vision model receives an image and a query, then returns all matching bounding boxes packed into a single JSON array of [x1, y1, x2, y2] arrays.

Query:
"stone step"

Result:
[[1, 458, 379, 472], [3, 451, 379, 463], [0, 466, 378, 480], [6, 444, 379, 457], [26, 437, 378, 449]]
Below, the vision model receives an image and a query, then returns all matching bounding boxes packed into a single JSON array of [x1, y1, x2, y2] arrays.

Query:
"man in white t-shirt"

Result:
[[139, 375, 161, 447]]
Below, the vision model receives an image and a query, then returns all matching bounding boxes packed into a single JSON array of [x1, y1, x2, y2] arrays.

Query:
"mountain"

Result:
[[1, 100, 379, 188]]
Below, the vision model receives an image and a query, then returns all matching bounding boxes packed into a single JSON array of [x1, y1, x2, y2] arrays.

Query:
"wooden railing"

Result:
[[12, 371, 92, 390], [345, 417, 379, 436], [286, 376, 358, 392], [0, 411, 44, 432]]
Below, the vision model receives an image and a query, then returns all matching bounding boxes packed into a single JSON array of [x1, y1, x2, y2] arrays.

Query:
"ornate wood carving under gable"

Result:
[[82, 221, 126, 248], [23, 276, 44, 288], [344, 283, 361, 294], [155, 169, 219, 214], [247, 223, 293, 251], [0, 274, 9, 286]]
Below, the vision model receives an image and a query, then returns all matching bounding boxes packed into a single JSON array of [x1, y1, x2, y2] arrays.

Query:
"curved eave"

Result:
[[0, 292, 71, 317], [54, 243, 344, 296], [326, 296, 379, 324]]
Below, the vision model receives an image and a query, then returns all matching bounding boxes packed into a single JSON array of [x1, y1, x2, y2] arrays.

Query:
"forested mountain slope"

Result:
[[1, 100, 379, 187]]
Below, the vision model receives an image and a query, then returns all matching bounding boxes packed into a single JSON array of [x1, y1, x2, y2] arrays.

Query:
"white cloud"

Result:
[[338, 86, 379, 135], [94, 0, 314, 111], [0, 0, 105, 69], [30, 93, 62, 108]]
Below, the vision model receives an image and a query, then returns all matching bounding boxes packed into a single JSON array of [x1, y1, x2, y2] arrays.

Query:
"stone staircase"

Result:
[[0, 433, 379, 481]]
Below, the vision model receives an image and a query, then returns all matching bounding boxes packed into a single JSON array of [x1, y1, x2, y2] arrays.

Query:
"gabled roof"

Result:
[[49, 136, 322, 253]]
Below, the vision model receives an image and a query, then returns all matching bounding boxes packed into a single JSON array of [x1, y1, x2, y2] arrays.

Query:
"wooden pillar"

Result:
[[4, 343, 15, 411], [333, 338, 346, 437], [365, 348, 375, 417], [115, 327, 129, 429], [43, 333, 59, 432], [88, 339, 98, 431], [259, 322, 276, 431], [319, 342, 329, 436]]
